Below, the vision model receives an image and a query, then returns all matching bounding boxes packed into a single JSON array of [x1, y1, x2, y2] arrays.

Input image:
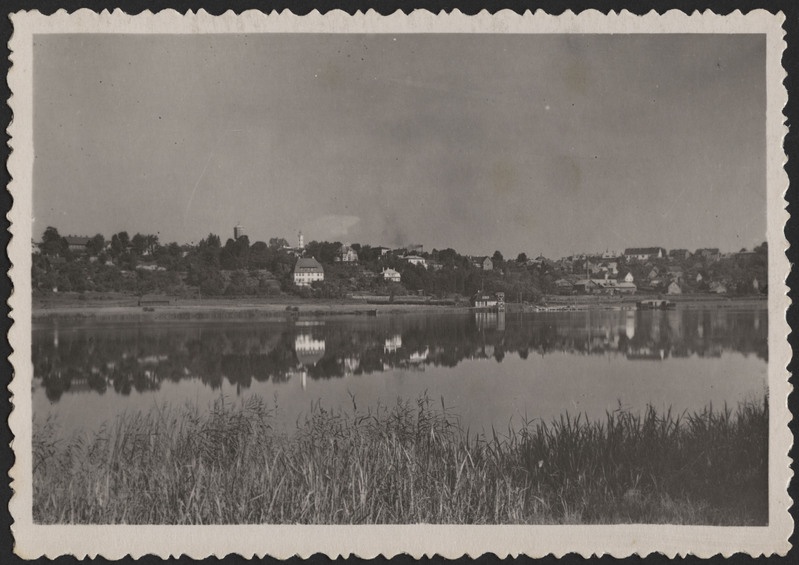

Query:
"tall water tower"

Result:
[[234, 224, 245, 240]]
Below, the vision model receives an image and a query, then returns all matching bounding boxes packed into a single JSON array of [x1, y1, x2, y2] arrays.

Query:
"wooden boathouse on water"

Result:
[[471, 291, 505, 311]]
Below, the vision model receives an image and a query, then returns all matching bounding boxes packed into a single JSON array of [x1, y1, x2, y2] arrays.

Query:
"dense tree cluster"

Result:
[[31, 226, 768, 300]]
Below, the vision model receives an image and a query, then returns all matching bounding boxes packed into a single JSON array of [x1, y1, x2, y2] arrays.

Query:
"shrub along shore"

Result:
[[33, 394, 768, 525]]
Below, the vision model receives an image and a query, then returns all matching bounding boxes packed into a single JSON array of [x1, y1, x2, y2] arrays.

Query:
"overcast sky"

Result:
[[33, 33, 766, 258]]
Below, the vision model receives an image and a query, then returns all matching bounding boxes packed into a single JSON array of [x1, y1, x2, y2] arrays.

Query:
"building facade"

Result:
[[470, 256, 493, 270], [293, 257, 325, 286], [64, 235, 91, 254], [623, 247, 667, 261], [338, 244, 359, 263], [669, 249, 692, 261], [382, 268, 401, 283], [403, 255, 427, 268], [471, 291, 498, 309]]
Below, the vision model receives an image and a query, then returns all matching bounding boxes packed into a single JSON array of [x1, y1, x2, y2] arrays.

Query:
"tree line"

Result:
[[32, 226, 768, 299]]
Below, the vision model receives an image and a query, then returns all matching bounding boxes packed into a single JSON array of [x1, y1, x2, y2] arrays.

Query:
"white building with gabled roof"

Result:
[[293, 257, 324, 287], [382, 268, 401, 283]]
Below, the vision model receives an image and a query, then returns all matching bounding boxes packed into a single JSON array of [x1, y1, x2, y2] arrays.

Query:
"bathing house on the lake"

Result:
[[472, 291, 497, 309], [471, 291, 505, 310]]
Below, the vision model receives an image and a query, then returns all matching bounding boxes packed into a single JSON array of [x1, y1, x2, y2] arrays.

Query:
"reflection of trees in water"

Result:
[[33, 308, 768, 401]]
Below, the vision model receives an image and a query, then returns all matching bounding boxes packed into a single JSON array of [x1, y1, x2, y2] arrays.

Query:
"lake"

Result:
[[32, 306, 768, 437]]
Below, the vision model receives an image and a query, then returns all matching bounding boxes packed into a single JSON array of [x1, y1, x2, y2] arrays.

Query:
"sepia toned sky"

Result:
[[33, 33, 766, 258]]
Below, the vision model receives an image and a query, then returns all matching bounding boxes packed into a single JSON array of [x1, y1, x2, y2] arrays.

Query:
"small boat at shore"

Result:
[[637, 299, 676, 310]]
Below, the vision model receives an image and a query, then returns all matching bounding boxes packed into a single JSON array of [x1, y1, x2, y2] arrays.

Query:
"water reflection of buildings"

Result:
[[409, 348, 429, 363], [625, 311, 635, 339], [626, 347, 667, 361], [33, 308, 768, 402], [295, 335, 325, 366], [343, 356, 360, 375], [474, 311, 505, 332], [294, 334, 326, 390], [384, 335, 402, 352]]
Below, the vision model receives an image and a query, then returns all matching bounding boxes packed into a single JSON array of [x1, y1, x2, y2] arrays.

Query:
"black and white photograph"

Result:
[[7, 9, 791, 559]]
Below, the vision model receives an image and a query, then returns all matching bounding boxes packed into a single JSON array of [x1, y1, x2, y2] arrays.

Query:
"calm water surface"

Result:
[[33, 307, 768, 436]]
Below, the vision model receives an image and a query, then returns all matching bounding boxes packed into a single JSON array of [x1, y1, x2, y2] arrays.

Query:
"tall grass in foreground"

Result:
[[33, 394, 768, 525]]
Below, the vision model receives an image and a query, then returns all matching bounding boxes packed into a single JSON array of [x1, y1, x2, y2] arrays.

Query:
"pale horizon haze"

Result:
[[33, 33, 767, 258]]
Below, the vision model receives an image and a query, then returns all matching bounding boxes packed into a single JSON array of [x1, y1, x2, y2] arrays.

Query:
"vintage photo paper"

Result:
[[7, 8, 791, 559]]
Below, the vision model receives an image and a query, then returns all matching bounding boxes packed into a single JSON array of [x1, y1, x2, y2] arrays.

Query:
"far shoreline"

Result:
[[31, 293, 768, 323]]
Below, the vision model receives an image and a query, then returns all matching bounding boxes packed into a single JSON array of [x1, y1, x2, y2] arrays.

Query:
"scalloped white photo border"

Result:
[[6, 8, 791, 559]]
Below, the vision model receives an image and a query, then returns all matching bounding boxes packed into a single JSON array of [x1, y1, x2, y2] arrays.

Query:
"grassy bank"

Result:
[[542, 294, 767, 310], [33, 395, 768, 525], [32, 297, 466, 321], [32, 292, 767, 321]]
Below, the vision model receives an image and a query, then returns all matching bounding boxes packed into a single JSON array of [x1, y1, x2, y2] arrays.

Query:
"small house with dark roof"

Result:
[[616, 281, 637, 294], [554, 279, 574, 293], [64, 235, 91, 254], [337, 244, 359, 263], [669, 249, 692, 261], [573, 279, 597, 294], [293, 257, 325, 287], [623, 247, 667, 261], [591, 279, 618, 293], [470, 256, 493, 271], [590, 278, 635, 294], [471, 291, 499, 309]]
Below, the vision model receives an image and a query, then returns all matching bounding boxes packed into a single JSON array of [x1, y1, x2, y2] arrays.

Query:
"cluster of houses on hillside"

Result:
[[548, 246, 762, 296], [42, 227, 763, 297], [289, 242, 503, 287], [292, 242, 446, 286]]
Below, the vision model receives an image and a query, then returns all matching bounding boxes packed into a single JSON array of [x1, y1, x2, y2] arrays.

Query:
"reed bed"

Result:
[[33, 394, 768, 525]]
